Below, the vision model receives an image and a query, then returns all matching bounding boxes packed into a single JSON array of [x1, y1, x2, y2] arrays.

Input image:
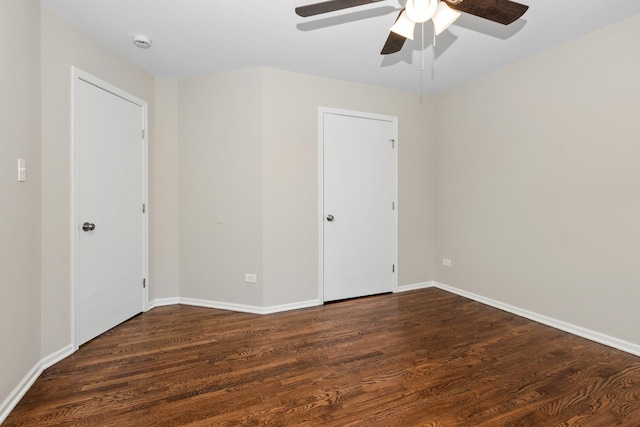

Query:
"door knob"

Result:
[[326, 214, 334, 222], [82, 222, 96, 232]]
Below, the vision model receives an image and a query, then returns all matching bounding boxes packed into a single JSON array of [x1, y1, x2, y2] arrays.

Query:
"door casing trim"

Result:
[[317, 107, 398, 303], [70, 67, 149, 351]]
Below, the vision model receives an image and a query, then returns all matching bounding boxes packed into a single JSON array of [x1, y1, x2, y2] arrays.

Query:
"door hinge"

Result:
[[142, 129, 145, 140], [142, 203, 146, 213], [392, 201, 395, 210], [391, 139, 395, 149], [143, 278, 146, 288], [392, 264, 395, 273]]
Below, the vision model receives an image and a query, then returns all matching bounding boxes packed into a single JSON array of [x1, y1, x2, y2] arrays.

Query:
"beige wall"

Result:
[[435, 15, 640, 344], [261, 68, 435, 306], [178, 70, 264, 307], [40, 5, 155, 356], [152, 77, 180, 301], [0, 0, 41, 406], [177, 67, 436, 308]]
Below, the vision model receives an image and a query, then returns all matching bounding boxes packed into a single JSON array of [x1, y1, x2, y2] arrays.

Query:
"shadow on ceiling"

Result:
[[296, 6, 399, 31], [380, 16, 527, 67]]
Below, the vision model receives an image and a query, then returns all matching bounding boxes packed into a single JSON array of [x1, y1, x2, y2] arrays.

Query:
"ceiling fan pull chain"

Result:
[[420, 22, 425, 103], [431, 15, 437, 82], [421, 22, 425, 71], [433, 19, 437, 47]]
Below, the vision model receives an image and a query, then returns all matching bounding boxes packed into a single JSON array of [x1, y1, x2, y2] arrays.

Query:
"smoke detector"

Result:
[[132, 34, 152, 49]]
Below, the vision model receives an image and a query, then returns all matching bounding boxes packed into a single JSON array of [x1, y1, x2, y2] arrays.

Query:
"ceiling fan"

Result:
[[295, 0, 529, 55]]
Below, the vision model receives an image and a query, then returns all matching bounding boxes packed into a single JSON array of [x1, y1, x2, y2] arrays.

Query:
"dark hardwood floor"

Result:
[[4, 288, 640, 426]]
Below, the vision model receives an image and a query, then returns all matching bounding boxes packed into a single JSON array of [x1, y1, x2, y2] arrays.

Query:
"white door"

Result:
[[76, 78, 145, 345], [322, 111, 396, 302]]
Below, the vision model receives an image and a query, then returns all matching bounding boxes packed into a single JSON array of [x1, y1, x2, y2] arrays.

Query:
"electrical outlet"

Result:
[[442, 258, 452, 267], [245, 274, 257, 283]]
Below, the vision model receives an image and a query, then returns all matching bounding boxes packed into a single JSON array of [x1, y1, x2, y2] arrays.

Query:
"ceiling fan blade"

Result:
[[443, 0, 528, 25], [296, 0, 384, 17], [380, 11, 407, 55], [380, 32, 406, 55]]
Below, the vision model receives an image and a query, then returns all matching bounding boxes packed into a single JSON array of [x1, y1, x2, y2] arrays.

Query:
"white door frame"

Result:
[[318, 107, 398, 303], [70, 67, 149, 351]]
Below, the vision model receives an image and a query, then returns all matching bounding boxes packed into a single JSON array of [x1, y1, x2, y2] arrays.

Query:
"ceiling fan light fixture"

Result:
[[405, 0, 437, 23], [390, 10, 416, 40], [432, 1, 461, 35]]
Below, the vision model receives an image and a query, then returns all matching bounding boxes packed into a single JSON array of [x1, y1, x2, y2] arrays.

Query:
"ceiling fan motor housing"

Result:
[[405, 0, 438, 23]]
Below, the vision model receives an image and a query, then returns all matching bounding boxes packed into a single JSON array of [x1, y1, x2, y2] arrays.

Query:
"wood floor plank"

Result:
[[4, 288, 640, 426]]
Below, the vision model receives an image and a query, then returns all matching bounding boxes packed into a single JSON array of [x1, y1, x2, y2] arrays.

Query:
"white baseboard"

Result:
[[396, 281, 436, 293], [434, 282, 640, 358], [262, 299, 321, 314], [179, 297, 321, 315], [0, 362, 40, 424], [0, 343, 74, 425], [180, 297, 265, 314], [148, 297, 180, 310], [41, 344, 74, 371]]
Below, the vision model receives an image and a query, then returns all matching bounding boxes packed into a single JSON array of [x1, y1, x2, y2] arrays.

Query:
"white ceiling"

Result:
[[41, 0, 640, 94]]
